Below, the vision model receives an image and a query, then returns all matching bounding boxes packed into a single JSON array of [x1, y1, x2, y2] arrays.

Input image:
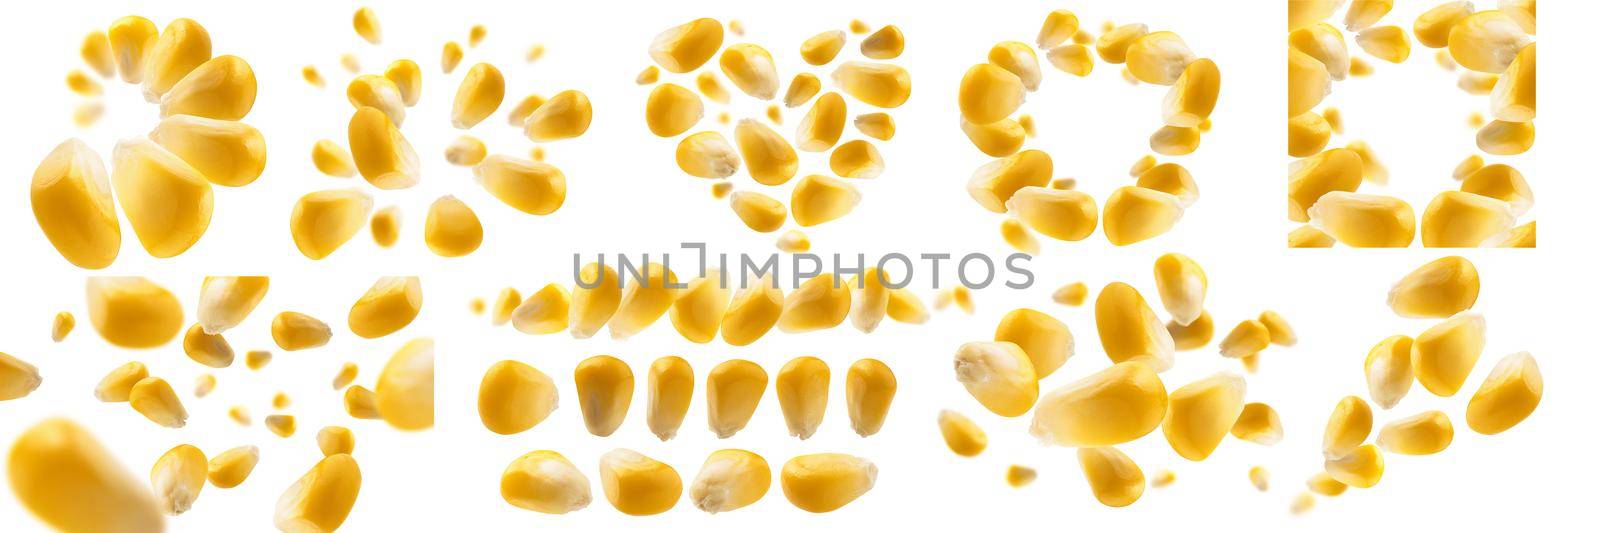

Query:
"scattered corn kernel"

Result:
[[1466, 351, 1542, 434], [375, 338, 434, 431], [346, 276, 422, 339], [640, 357, 695, 441], [1096, 23, 1148, 63], [569, 263, 622, 339], [573, 355, 633, 437], [331, 363, 358, 390], [142, 19, 212, 102], [150, 444, 207, 515], [1249, 466, 1271, 492], [501, 451, 591, 514], [1364, 335, 1415, 409], [1150, 470, 1176, 488], [958, 64, 1024, 125], [689, 449, 770, 514], [781, 454, 876, 513], [1420, 191, 1517, 247], [181, 323, 234, 368], [1325, 444, 1384, 488], [790, 174, 861, 227], [1052, 282, 1089, 306], [1103, 186, 1185, 246], [86, 277, 183, 348], [314, 426, 355, 457], [451, 63, 506, 129], [730, 120, 797, 186], [150, 115, 266, 188], [1289, 113, 1332, 158], [830, 140, 884, 179], [110, 138, 214, 258], [1448, 10, 1531, 73], [1030, 361, 1166, 446], [94, 361, 147, 402], [1094, 283, 1176, 370], [347, 106, 420, 189], [508, 284, 570, 335], [522, 89, 593, 141], [274, 454, 360, 531], [1162, 59, 1220, 128], [1460, 164, 1534, 216], [424, 196, 483, 257], [207, 445, 258, 489], [776, 357, 830, 439], [646, 84, 703, 137], [1231, 402, 1284, 445], [598, 449, 682, 516], [1492, 43, 1535, 121], [269, 311, 331, 351], [990, 42, 1041, 91], [704, 359, 766, 438], [1289, 148, 1363, 222], [384, 59, 422, 106], [1149, 125, 1201, 156], [1079, 447, 1145, 507], [608, 263, 679, 338], [1476, 119, 1535, 155], [650, 18, 723, 73], [1046, 44, 1095, 76], [844, 359, 896, 436], [1345, 0, 1393, 31], [1376, 410, 1453, 455], [8, 419, 165, 531], [1356, 26, 1411, 63], [938, 409, 987, 457], [796, 92, 848, 152], [1307, 472, 1348, 496], [972, 150, 1055, 213], [108, 16, 158, 83], [1323, 395, 1373, 459], [473, 155, 568, 215], [192, 374, 216, 398], [1168, 310, 1215, 350], [130, 377, 186, 428], [1163, 372, 1247, 460], [344, 385, 380, 419], [444, 136, 487, 167], [441, 41, 463, 73], [368, 205, 400, 248], [0, 353, 41, 401], [49, 311, 74, 343], [1037, 10, 1080, 49], [717, 44, 778, 100]]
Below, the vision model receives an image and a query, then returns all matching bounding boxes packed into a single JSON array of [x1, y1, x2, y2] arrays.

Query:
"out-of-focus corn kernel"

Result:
[[1306, 192, 1416, 247], [1031, 361, 1167, 446], [1323, 395, 1373, 459], [706, 359, 767, 438], [347, 276, 421, 339], [1037, 10, 1080, 49], [182, 323, 234, 368], [1094, 282, 1175, 370], [1006, 465, 1038, 488], [1168, 310, 1215, 350], [1501, 0, 1538, 33], [1078, 447, 1145, 507], [650, 18, 723, 73], [989, 42, 1041, 91], [86, 277, 182, 348], [797, 92, 848, 152], [501, 451, 591, 514], [790, 174, 861, 227], [1150, 469, 1176, 488], [150, 115, 266, 188], [274, 454, 360, 531], [300, 65, 327, 89], [1356, 26, 1411, 63], [848, 19, 870, 34], [468, 24, 487, 47], [310, 140, 356, 179], [1448, 10, 1531, 73], [473, 155, 568, 215], [953, 286, 976, 314], [830, 140, 884, 179], [1291, 23, 1350, 80], [441, 42, 463, 73], [1420, 191, 1517, 247], [886, 289, 927, 325], [720, 44, 778, 100], [375, 338, 433, 431], [1053, 282, 1089, 306], [1388, 256, 1479, 319], [94, 361, 147, 402], [574, 355, 633, 437], [959, 64, 1024, 125], [8, 419, 165, 531], [1345, 0, 1394, 31], [510, 284, 571, 335], [1046, 44, 1095, 76], [635, 66, 660, 86], [1289, 148, 1363, 222], [645, 356, 694, 440], [65, 70, 101, 96], [1163, 372, 1246, 460], [781, 454, 876, 513], [352, 7, 381, 44], [782, 73, 822, 109], [316, 426, 354, 457], [1289, 0, 1343, 30], [1153, 253, 1206, 326], [50, 311, 75, 343], [993, 308, 1072, 378], [524, 43, 545, 63], [1258, 310, 1296, 346], [712, 181, 735, 200], [1344, 139, 1390, 184], [1438, 49, 1459, 70], [1289, 113, 1332, 158], [424, 195, 483, 257], [1458, 72, 1500, 95], [270, 311, 331, 351], [348, 106, 419, 190], [1325, 444, 1384, 488], [776, 357, 830, 439], [524, 90, 593, 141], [331, 362, 357, 390], [1149, 125, 1201, 156], [207, 445, 258, 489], [961, 118, 1025, 157], [130, 377, 186, 428], [1249, 466, 1271, 492], [1307, 472, 1347, 496], [444, 136, 487, 167], [1466, 351, 1541, 434], [1321, 108, 1345, 135], [845, 359, 896, 436], [689, 449, 770, 514], [108, 16, 158, 83], [192, 374, 216, 398], [1102, 186, 1185, 246], [1476, 119, 1534, 155], [344, 385, 380, 419], [451, 63, 505, 129], [368, 205, 400, 248], [478, 361, 556, 436], [142, 19, 211, 103], [110, 138, 214, 257], [1163, 59, 1220, 128], [1232, 402, 1284, 445], [485, 288, 513, 327], [733, 120, 798, 186], [1375, 410, 1453, 455], [0, 353, 41, 401], [954, 341, 1038, 417], [938, 409, 987, 457], [695, 72, 731, 106], [73, 101, 105, 128]]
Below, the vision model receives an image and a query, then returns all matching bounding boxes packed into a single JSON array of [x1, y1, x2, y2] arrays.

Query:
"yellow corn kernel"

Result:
[[93, 361, 147, 403], [1323, 395, 1373, 459], [275, 453, 360, 531], [1000, 218, 1038, 256], [1493, 43, 1535, 121], [1167, 310, 1215, 351], [719, 276, 782, 345], [768, 231, 807, 255], [796, 92, 848, 153], [958, 64, 1024, 125], [269, 391, 291, 410], [469, 297, 487, 315], [1103, 186, 1186, 246], [953, 286, 976, 314], [524, 90, 593, 141], [268, 311, 330, 352], [790, 174, 861, 227], [1345, 0, 1394, 31], [299, 65, 326, 89], [1255, 310, 1295, 347], [423, 196, 483, 257], [1289, 148, 1362, 222], [1415, 1, 1474, 49], [1289, 0, 1343, 29], [1078, 447, 1145, 507], [1288, 48, 1331, 118], [310, 140, 356, 178], [244, 350, 271, 371], [952, 341, 1039, 418], [989, 42, 1041, 91], [207, 445, 258, 489], [474, 157, 567, 216], [781, 454, 876, 513], [73, 102, 105, 128], [1461, 164, 1533, 216], [180, 323, 233, 368], [1501, 0, 1538, 32], [970, 150, 1054, 213], [1359, 335, 1414, 410], [1242, 466, 1269, 493], [847, 267, 890, 334], [1317, 109, 1343, 137], [1122, 63, 1142, 84], [1341, 140, 1390, 185], [1095, 23, 1148, 63], [1161, 59, 1220, 128], [800, 30, 846, 66], [689, 449, 770, 514], [1289, 113, 1332, 158], [150, 115, 266, 189], [108, 16, 158, 83], [1306, 192, 1416, 247], [444, 136, 487, 167], [1045, 44, 1095, 77], [504, 95, 547, 129], [1052, 282, 1089, 307], [289, 189, 372, 260], [366, 63, 413, 109], [1125, 32, 1195, 85], [608, 263, 679, 338], [1375, 410, 1454, 455], [458, 23, 483, 47], [1448, 10, 1531, 73], [704, 359, 766, 438], [1466, 351, 1542, 434], [642, 356, 695, 441], [1325, 444, 1384, 488], [569, 263, 622, 339], [1094, 282, 1176, 370], [375, 338, 434, 431], [0, 352, 40, 401], [729, 121, 796, 186], [1037, 9, 1080, 49], [1152, 253, 1206, 326], [142, 19, 211, 102], [645, 84, 703, 138], [347, 107, 419, 190], [312, 427, 354, 458], [129, 377, 186, 428], [1018, 114, 1037, 137], [715, 43, 777, 100], [666, 272, 729, 343], [938, 409, 987, 457], [961, 118, 1025, 157], [1149, 125, 1201, 156], [508, 284, 569, 335], [30, 140, 119, 269], [65, 70, 102, 96], [649, 18, 723, 73], [49, 311, 75, 343], [844, 359, 896, 436], [711, 182, 735, 202], [1288, 224, 1334, 247], [110, 138, 214, 258], [344, 385, 380, 419], [438, 41, 464, 74], [1438, 49, 1460, 70], [1409, 312, 1489, 399], [1388, 256, 1479, 319], [521, 43, 545, 63], [347, 6, 382, 44], [1005, 465, 1038, 488], [695, 72, 731, 105], [1150, 469, 1176, 489], [159, 55, 256, 121], [1217, 319, 1269, 358], [192, 374, 216, 398], [500, 451, 591, 515], [779, 75, 821, 111], [1163, 372, 1247, 461], [149, 444, 206, 516], [86, 277, 183, 349], [830, 140, 884, 179], [451, 63, 505, 129], [994, 308, 1073, 378], [346, 276, 421, 339], [328, 363, 358, 391], [9, 419, 165, 531], [1421, 191, 1517, 247], [1307, 472, 1348, 496], [1229, 402, 1283, 445], [573, 355, 633, 437], [1291, 23, 1350, 80], [1136, 163, 1199, 209], [1477, 119, 1535, 155], [1356, 26, 1411, 63], [778, 273, 850, 333], [1457, 72, 1500, 95], [777, 357, 830, 439]]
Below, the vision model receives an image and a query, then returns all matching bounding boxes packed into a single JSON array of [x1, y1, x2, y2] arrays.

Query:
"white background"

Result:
[[0, 0, 1591, 531]]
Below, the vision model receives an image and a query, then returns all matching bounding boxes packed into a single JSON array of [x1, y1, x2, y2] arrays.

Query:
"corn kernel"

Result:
[[375, 338, 433, 431], [1046, 44, 1095, 77], [572, 355, 633, 437], [694, 72, 732, 105], [773, 274, 847, 333], [1096, 23, 1148, 63], [289, 189, 372, 260], [1420, 191, 1517, 247], [149, 116, 264, 189], [1456, 72, 1500, 95], [1345, 0, 1394, 31], [1103, 186, 1185, 246], [688, 449, 770, 514], [72, 101, 105, 128], [712, 181, 735, 199], [344, 385, 380, 419], [1291, 23, 1350, 80], [961, 118, 1025, 157], [1151, 254, 1206, 326], [1460, 164, 1534, 216], [1287, 224, 1334, 247], [781, 454, 876, 513], [952, 340, 1041, 418], [569, 263, 622, 339], [1248, 466, 1271, 492], [1163, 372, 1247, 461], [1307, 472, 1347, 496], [1355, 26, 1411, 63], [1031, 360, 1167, 448], [846, 267, 890, 334], [501, 451, 591, 514], [524, 43, 546, 63], [86, 277, 183, 348], [649, 18, 723, 73], [1125, 32, 1195, 85], [439, 136, 487, 167], [1289, 148, 1363, 222], [159, 55, 256, 121], [441, 41, 463, 73], [311, 427, 354, 458], [1216, 319, 1269, 359], [267, 312, 329, 352], [1288, 113, 1332, 158], [1357, 335, 1414, 411], [1018, 114, 1037, 137], [1034, 9, 1080, 49], [776, 357, 830, 439], [346, 276, 421, 339], [730, 120, 798, 186], [1149, 125, 1201, 155], [524, 90, 593, 141], [715, 277, 780, 346], [307, 140, 356, 178], [1053, 282, 1089, 306], [799, 30, 847, 66], [130, 377, 186, 428], [959, 64, 1024, 125], [790, 174, 861, 227], [990, 309, 1071, 379], [1230, 402, 1284, 445], [274, 454, 360, 531], [953, 285, 976, 314], [1492, 43, 1535, 121], [296, 66, 325, 90], [989, 42, 1041, 91], [347, 107, 419, 190], [1162, 59, 1220, 128], [192, 374, 216, 398], [65, 69, 102, 96], [645, 84, 703, 138], [796, 92, 848, 152], [884, 288, 929, 324], [110, 138, 214, 257], [1414, 1, 1473, 49], [30, 140, 118, 269], [1150, 470, 1176, 488], [1079, 447, 1145, 507], [1466, 351, 1541, 434], [207, 445, 258, 489], [1325, 444, 1384, 488], [1004, 465, 1038, 488], [142, 19, 211, 102], [510, 284, 570, 335], [348, 7, 382, 44], [1387, 257, 1478, 321], [93, 361, 146, 402], [8, 419, 165, 531], [1168, 310, 1215, 350], [716, 43, 777, 100], [630, 65, 659, 87], [938, 409, 987, 457], [178, 323, 232, 368], [1449, 10, 1531, 73], [108, 16, 158, 83], [780, 75, 822, 111], [1288, 49, 1330, 117], [0, 352, 40, 401], [703, 359, 767, 438], [423, 196, 483, 257], [844, 359, 896, 436], [46, 311, 74, 343], [971, 150, 1054, 213], [1477, 119, 1535, 155], [1342, 139, 1390, 185], [638, 357, 696, 441], [1323, 395, 1373, 459], [830, 139, 884, 179], [1373, 410, 1454, 455], [664, 273, 728, 344], [1305, 192, 1416, 247], [1095, 282, 1176, 370], [384, 59, 422, 106], [473, 155, 568, 216], [449, 63, 506, 129], [332, 362, 358, 389], [607, 263, 678, 338], [270, 391, 290, 410]]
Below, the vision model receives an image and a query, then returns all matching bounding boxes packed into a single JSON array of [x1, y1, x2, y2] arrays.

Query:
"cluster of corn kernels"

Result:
[[3, 273, 436, 531], [642, 18, 911, 250], [1288, 0, 1536, 248], [959, 9, 1219, 251]]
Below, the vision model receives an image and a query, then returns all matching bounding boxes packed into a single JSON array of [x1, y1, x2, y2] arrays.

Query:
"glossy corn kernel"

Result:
[[959, 64, 1024, 125], [839, 359, 896, 437], [800, 30, 846, 65], [1149, 125, 1201, 156], [608, 263, 678, 338], [450, 63, 505, 129], [1052, 282, 1089, 307], [1163, 372, 1246, 461], [1046, 44, 1095, 77], [474, 156, 567, 216], [308, 140, 356, 178], [1323, 395, 1373, 459], [715, 44, 777, 100], [1103, 186, 1185, 246], [671, 132, 740, 180], [649, 18, 723, 73], [689, 449, 771, 514], [1031, 360, 1169, 448], [87, 277, 183, 349], [938, 409, 988, 457], [48, 311, 74, 343], [150, 116, 265, 189], [830, 140, 884, 179], [573, 355, 633, 437], [129, 377, 186, 428], [1491, 43, 1534, 122], [347, 276, 421, 339], [264, 414, 295, 437], [1289, 112, 1332, 158], [1375, 410, 1454, 455], [1461, 164, 1534, 215], [1421, 191, 1517, 247], [344, 385, 380, 419], [1356, 26, 1411, 63], [374, 338, 434, 431], [348, 106, 419, 190], [1153, 253, 1206, 326], [1162, 59, 1220, 128], [665, 272, 728, 343], [796, 92, 847, 152], [142, 19, 211, 102], [443, 136, 487, 167], [790, 174, 860, 227], [1096, 23, 1148, 64], [274, 454, 360, 532], [1388, 256, 1479, 319], [993, 308, 1072, 378], [598, 450, 682, 516], [1289, 224, 1336, 248], [1167, 310, 1215, 350], [1231, 402, 1284, 445], [645, 83, 703, 137], [726, 121, 798, 187], [423, 196, 483, 257], [266, 311, 328, 351], [845, 268, 889, 334], [331, 362, 357, 389], [1289, 148, 1362, 222], [640, 357, 695, 441], [179, 323, 232, 368], [1078, 447, 1145, 507], [500, 451, 591, 514], [372, 61, 419, 109], [510, 284, 570, 335], [150, 444, 207, 515], [1037, 9, 1080, 49], [1291, 23, 1350, 80], [717, 277, 781, 346], [111, 138, 214, 257], [1095, 282, 1176, 370], [1307, 472, 1348, 496], [1288, 49, 1330, 117], [207, 445, 258, 489], [1359, 335, 1414, 410], [989, 42, 1041, 91], [1466, 352, 1542, 434], [108, 16, 158, 83], [290, 189, 372, 260], [93, 361, 146, 403], [0, 352, 41, 401], [1325, 444, 1384, 488], [159, 55, 256, 121], [1477, 119, 1535, 155], [781, 454, 876, 513], [524, 90, 593, 141], [782, 73, 822, 109], [961, 118, 1025, 157], [569, 263, 622, 339], [1345, 0, 1394, 31], [1448, 10, 1531, 73], [30, 140, 119, 269], [8, 419, 165, 531], [1306, 192, 1417, 247], [1415, 2, 1474, 49], [505, 95, 547, 128], [312, 427, 354, 458], [706, 359, 767, 438], [768, 275, 847, 333], [1125, 32, 1195, 85], [773, 357, 830, 439], [971, 150, 1054, 213]]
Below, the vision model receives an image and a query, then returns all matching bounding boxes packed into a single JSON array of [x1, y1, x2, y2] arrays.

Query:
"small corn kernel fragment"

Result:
[[846, 359, 896, 436], [444, 136, 487, 167], [94, 361, 147, 402], [331, 362, 358, 389], [192, 374, 216, 398], [182, 323, 234, 368], [646, 84, 703, 137], [690, 449, 770, 514], [1476, 119, 1535, 155], [504, 95, 548, 129], [954, 340, 1042, 417], [1095, 282, 1176, 370], [207, 446, 258, 489], [375, 338, 434, 431], [1249, 466, 1271, 492], [783, 73, 821, 109], [1232, 402, 1284, 445], [1458, 72, 1500, 95], [1162, 59, 1220, 127], [347, 107, 419, 190], [274, 454, 360, 532], [1288, 49, 1331, 118], [633, 65, 661, 85], [989, 42, 1041, 91], [1103, 186, 1185, 246], [994, 308, 1072, 378], [511, 284, 570, 335], [501, 451, 591, 514], [790, 174, 861, 227], [110, 138, 214, 258], [270, 311, 331, 351], [938, 409, 987, 457], [150, 115, 266, 188], [51, 312, 75, 342], [1346, 0, 1393, 31], [380, 60, 421, 107], [347, 276, 421, 339], [142, 19, 211, 102], [1079, 447, 1145, 507], [1005, 465, 1038, 488], [1376, 411, 1454, 455], [1046, 44, 1095, 76], [1163, 372, 1247, 461], [368, 205, 400, 248], [570, 263, 622, 339], [1168, 310, 1215, 350], [351, 7, 381, 44], [316, 426, 355, 457], [1031, 361, 1167, 447], [735, 119, 798, 185], [645, 357, 694, 440], [87, 277, 183, 349], [972, 150, 1054, 213], [344, 385, 380, 419], [829, 140, 883, 179], [151, 444, 207, 515], [424, 196, 483, 257], [451, 64, 505, 129], [1307, 192, 1416, 247], [1421, 191, 1517, 247], [650, 18, 723, 73], [712, 181, 734, 199], [1324, 396, 1373, 459], [524, 90, 593, 141], [800, 30, 846, 65], [961, 118, 1025, 157], [269, 391, 290, 410], [1365, 335, 1415, 409], [776, 357, 830, 440], [1053, 282, 1088, 306], [1135, 163, 1199, 208], [473, 155, 568, 216], [130, 377, 186, 428], [1307, 472, 1348, 496], [440, 42, 463, 73], [1356, 26, 1411, 63], [1349, 56, 1374, 77], [1289, 148, 1363, 222], [718, 44, 778, 100], [1019, 115, 1037, 137], [300, 65, 326, 89], [599, 450, 682, 516], [265, 414, 295, 437], [574, 355, 633, 437], [1448, 10, 1531, 73], [108, 16, 158, 83], [1466, 352, 1542, 434], [8, 419, 165, 531], [1325, 444, 1384, 488], [1461, 164, 1534, 215], [1289, 112, 1332, 158], [1096, 23, 1148, 63], [73, 102, 105, 128], [796, 92, 847, 152], [0, 352, 41, 401], [1257, 310, 1296, 346], [953, 286, 976, 313], [781, 454, 876, 513], [959, 64, 1024, 125], [523, 43, 546, 63], [1492, 42, 1535, 121]]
